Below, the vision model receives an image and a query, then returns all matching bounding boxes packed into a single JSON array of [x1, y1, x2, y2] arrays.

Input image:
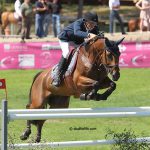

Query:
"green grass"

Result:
[[0, 68, 150, 150]]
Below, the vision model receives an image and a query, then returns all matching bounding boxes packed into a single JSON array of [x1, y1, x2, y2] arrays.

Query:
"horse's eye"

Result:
[[107, 52, 113, 60]]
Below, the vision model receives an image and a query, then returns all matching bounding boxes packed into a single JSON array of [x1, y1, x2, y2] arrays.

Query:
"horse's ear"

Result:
[[116, 37, 125, 46], [105, 37, 112, 47]]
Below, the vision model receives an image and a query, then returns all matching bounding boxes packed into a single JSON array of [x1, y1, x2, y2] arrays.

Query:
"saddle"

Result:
[[51, 48, 79, 91]]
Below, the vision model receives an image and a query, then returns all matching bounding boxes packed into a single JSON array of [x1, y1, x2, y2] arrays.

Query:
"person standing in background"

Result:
[[20, 0, 33, 42], [109, 0, 126, 35], [14, 0, 22, 34], [136, 0, 150, 31], [43, 0, 52, 37], [51, 0, 62, 37], [35, 0, 47, 38]]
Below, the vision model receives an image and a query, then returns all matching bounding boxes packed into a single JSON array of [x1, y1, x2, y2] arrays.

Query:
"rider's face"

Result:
[[85, 20, 97, 31], [89, 21, 97, 26]]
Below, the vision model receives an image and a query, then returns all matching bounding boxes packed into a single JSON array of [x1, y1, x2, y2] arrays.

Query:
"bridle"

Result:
[[83, 36, 119, 74]]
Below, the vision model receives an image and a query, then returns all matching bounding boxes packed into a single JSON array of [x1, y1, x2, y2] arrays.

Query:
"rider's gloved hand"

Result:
[[84, 33, 96, 42]]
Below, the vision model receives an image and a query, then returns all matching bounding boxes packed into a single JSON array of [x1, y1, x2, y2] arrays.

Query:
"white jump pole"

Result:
[[6, 137, 150, 149], [0, 107, 150, 115], [1, 99, 8, 150], [9, 111, 150, 121]]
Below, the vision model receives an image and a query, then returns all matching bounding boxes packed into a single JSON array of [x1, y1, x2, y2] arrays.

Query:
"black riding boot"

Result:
[[52, 56, 67, 87]]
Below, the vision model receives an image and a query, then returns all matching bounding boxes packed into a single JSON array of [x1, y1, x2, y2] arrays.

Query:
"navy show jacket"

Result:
[[58, 18, 99, 45]]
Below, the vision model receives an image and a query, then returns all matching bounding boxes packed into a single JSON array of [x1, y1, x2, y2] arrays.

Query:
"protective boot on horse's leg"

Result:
[[95, 77, 116, 101]]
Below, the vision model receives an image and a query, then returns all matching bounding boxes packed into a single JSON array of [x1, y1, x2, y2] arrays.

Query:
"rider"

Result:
[[52, 12, 100, 87], [14, 0, 22, 21]]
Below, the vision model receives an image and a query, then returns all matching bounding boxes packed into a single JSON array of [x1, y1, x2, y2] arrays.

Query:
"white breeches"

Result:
[[59, 40, 78, 58]]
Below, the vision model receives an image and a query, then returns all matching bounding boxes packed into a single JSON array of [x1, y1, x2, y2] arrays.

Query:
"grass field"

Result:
[[0, 68, 150, 150]]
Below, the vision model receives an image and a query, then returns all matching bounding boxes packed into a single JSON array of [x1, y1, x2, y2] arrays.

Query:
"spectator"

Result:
[[109, 0, 126, 35], [20, 0, 33, 42], [136, 0, 150, 31], [35, 0, 47, 38], [14, 0, 22, 34], [51, 0, 62, 37], [43, 0, 52, 37]]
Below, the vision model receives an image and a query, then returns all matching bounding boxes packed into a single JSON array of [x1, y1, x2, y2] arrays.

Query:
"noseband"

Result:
[[83, 36, 119, 74], [92, 49, 119, 74]]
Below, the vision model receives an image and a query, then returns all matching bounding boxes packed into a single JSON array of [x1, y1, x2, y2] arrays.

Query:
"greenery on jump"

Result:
[[0, 68, 150, 149]]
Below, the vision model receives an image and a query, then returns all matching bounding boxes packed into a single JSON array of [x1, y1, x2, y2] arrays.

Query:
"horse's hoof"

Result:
[[20, 134, 28, 140], [101, 95, 107, 100], [80, 94, 87, 100], [102, 97, 107, 100], [35, 136, 41, 143], [86, 92, 96, 100], [95, 94, 107, 101], [20, 129, 31, 140], [86, 95, 91, 100]]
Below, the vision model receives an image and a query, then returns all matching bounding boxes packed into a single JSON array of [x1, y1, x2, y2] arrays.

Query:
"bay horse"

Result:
[[0, 11, 22, 35], [20, 35, 124, 143], [128, 18, 147, 32]]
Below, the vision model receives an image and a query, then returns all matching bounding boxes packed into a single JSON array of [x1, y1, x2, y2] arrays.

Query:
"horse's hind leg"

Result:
[[20, 98, 47, 142], [35, 120, 45, 143], [20, 103, 34, 141], [1, 18, 9, 35], [20, 120, 45, 143], [34, 95, 70, 143], [1, 23, 6, 35], [20, 120, 31, 140]]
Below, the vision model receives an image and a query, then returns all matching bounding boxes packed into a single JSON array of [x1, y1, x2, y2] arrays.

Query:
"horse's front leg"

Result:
[[76, 76, 99, 100], [95, 77, 116, 101]]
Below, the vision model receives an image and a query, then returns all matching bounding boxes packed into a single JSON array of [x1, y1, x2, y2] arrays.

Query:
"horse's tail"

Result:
[[26, 71, 43, 109]]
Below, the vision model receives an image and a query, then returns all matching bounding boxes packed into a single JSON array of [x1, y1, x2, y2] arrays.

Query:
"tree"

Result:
[[77, 0, 84, 19]]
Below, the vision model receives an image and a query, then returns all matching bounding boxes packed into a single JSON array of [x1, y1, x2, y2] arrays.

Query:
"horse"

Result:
[[0, 11, 22, 35], [20, 35, 124, 143], [128, 18, 147, 32]]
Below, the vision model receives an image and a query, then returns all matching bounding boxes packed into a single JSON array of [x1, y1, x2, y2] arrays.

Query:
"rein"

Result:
[[82, 36, 118, 74]]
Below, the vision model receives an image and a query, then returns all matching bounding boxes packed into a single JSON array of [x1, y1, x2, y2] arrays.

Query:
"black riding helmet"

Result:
[[84, 12, 98, 23]]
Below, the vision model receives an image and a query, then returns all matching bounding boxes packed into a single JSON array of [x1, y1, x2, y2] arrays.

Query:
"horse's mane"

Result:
[[83, 35, 104, 49], [84, 35, 121, 57]]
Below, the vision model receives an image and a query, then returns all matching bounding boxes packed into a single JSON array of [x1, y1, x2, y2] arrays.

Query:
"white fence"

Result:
[[1, 99, 150, 149]]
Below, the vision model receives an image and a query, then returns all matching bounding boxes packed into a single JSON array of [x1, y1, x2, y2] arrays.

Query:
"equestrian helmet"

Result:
[[84, 12, 98, 23]]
